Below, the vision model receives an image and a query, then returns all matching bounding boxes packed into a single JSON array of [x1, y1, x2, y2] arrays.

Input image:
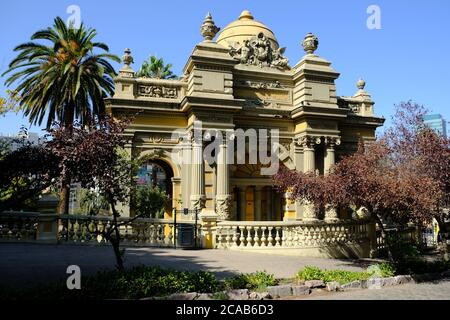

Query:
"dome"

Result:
[[216, 10, 279, 49]]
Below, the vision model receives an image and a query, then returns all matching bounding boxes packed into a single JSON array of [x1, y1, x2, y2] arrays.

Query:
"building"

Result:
[[0, 131, 40, 151], [423, 114, 447, 138], [107, 10, 384, 222]]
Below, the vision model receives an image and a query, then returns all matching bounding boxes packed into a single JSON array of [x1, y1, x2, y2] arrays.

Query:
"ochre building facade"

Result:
[[107, 10, 384, 222]]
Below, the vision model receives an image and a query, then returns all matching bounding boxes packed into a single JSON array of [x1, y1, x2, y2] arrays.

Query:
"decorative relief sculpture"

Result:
[[244, 98, 280, 109], [236, 80, 282, 89], [215, 195, 232, 220], [229, 32, 290, 70], [190, 195, 206, 212], [138, 85, 178, 98]]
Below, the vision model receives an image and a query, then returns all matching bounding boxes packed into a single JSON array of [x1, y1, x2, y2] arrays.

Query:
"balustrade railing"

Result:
[[0, 211, 199, 247], [216, 220, 371, 249], [375, 225, 419, 252], [0, 211, 39, 241]]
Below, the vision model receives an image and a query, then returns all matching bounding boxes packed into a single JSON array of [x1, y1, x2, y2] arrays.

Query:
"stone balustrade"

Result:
[[0, 211, 39, 241], [2, 211, 411, 259], [375, 225, 420, 253], [216, 220, 371, 249], [0, 211, 199, 247]]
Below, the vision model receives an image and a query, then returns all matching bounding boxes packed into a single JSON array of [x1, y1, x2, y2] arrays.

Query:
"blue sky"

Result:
[[0, 0, 449, 136]]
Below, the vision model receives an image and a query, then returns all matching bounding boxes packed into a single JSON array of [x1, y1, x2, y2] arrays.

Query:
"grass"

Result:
[[224, 271, 277, 292]]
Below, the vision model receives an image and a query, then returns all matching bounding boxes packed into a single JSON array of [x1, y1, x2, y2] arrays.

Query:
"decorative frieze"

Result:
[[236, 80, 283, 89], [137, 85, 178, 99]]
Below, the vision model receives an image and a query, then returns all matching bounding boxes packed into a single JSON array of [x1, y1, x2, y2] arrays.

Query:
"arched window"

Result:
[[136, 162, 168, 191]]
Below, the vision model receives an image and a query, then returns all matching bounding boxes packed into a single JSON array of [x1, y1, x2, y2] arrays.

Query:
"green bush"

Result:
[[131, 186, 169, 218], [0, 266, 220, 300], [212, 291, 229, 300], [384, 232, 423, 262], [297, 266, 373, 285], [394, 259, 450, 275], [224, 271, 277, 291], [367, 262, 396, 278]]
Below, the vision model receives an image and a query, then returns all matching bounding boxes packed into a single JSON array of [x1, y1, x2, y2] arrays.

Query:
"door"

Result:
[[245, 186, 254, 221]]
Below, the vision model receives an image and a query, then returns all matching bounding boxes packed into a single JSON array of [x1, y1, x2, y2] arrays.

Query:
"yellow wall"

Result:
[[134, 116, 187, 127], [295, 122, 307, 133]]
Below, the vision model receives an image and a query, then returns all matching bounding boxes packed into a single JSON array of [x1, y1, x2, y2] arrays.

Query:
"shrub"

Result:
[[0, 266, 220, 300], [297, 266, 372, 285], [212, 291, 229, 300], [385, 232, 423, 262], [367, 262, 396, 278], [131, 186, 169, 218], [394, 259, 450, 275], [224, 271, 277, 291]]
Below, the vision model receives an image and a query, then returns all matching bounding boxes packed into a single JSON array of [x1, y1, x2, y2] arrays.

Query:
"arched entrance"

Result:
[[136, 159, 174, 214]]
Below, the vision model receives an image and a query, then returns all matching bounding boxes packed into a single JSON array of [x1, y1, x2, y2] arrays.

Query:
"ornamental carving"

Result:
[[244, 98, 280, 109], [190, 195, 206, 212], [138, 85, 178, 99], [229, 33, 289, 70], [236, 80, 282, 89], [215, 195, 232, 220], [348, 103, 360, 114], [296, 135, 322, 147], [200, 13, 220, 41]]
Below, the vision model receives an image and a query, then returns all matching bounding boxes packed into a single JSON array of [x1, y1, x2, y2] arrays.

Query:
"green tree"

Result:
[[136, 55, 177, 79], [0, 90, 22, 117], [2, 17, 120, 214], [131, 186, 169, 218]]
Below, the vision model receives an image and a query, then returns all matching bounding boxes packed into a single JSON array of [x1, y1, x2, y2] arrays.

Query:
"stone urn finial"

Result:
[[357, 78, 366, 90], [119, 48, 135, 78], [302, 32, 319, 54], [122, 48, 134, 67], [200, 12, 220, 41]]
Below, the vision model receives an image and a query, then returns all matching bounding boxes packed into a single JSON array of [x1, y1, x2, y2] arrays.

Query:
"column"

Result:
[[302, 136, 318, 221], [324, 137, 337, 174], [324, 137, 340, 221], [239, 187, 246, 221], [266, 187, 272, 221], [190, 135, 206, 211], [181, 138, 192, 209], [254, 186, 262, 221], [294, 143, 303, 220], [303, 139, 315, 173], [215, 138, 232, 220]]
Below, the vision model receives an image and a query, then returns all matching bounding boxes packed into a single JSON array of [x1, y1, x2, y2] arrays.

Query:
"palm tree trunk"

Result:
[[57, 106, 75, 215]]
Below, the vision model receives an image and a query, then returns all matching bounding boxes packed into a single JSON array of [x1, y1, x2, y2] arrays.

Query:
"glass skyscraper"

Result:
[[423, 114, 447, 138]]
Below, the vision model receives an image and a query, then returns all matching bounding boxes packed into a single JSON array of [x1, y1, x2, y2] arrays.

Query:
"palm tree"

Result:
[[136, 55, 177, 79], [2, 17, 120, 214], [3, 17, 119, 128]]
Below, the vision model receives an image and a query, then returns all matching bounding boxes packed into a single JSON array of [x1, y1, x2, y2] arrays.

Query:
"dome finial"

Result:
[[357, 78, 366, 90], [200, 12, 220, 41], [239, 10, 254, 20], [302, 32, 319, 55]]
